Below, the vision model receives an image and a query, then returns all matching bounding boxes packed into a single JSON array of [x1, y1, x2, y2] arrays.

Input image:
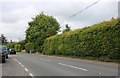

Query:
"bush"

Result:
[[43, 18, 120, 61], [25, 42, 34, 52], [14, 44, 21, 52], [6, 42, 16, 49]]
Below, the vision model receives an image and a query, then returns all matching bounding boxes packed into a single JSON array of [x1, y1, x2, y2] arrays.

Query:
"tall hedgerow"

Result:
[[43, 18, 120, 61]]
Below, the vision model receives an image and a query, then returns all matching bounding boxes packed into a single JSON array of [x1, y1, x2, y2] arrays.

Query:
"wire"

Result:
[[61, 0, 101, 24]]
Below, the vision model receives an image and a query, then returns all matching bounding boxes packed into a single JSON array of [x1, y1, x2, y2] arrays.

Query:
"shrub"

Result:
[[14, 44, 21, 52], [25, 42, 34, 52], [43, 18, 120, 61]]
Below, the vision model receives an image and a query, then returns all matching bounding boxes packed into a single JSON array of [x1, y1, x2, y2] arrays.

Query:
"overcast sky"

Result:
[[0, 0, 119, 42]]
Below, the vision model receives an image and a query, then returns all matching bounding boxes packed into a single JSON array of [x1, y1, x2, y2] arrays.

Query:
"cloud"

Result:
[[0, 0, 119, 41], [49, 1, 118, 30], [0, 20, 27, 41], [1, 6, 38, 23]]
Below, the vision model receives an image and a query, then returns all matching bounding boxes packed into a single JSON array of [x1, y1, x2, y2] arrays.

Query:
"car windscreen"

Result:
[[0, 46, 8, 53]]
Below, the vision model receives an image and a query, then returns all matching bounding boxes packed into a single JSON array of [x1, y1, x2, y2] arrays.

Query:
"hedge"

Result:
[[25, 42, 34, 52], [43, 18, 120, 61], [14, 44, 21, 52]]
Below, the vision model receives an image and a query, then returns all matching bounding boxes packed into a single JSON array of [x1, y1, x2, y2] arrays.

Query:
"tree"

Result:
[[63, 24, 71, 33], [18, 40, 26, 50], [6, 42, 16, 49], [0, 34, 7, 45], [25, 12, 60, 52]]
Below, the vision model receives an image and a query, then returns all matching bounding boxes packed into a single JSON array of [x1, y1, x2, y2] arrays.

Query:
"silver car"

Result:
[[0, 45, 9, 63]]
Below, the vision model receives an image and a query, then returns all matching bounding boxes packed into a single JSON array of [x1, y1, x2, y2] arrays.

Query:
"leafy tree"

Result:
[[6, 42, 16, 49], [63, 24, 71, 33], [0, 34, 7, 45], [25, 12, 60, 52], [7, 41, 23, 52], [18, 40, 26, 50]]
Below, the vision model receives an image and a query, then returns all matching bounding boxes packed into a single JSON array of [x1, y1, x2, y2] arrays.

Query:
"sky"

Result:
[[0, 0, 119, 42]]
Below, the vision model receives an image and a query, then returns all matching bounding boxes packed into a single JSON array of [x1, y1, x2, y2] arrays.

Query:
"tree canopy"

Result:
[[25, 12, 60, 52], [0, 34, 7, 45]]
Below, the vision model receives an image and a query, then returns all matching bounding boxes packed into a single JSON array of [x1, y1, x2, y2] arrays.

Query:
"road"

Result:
[[2, 56, 29, 76], [1, 53, 119, 77]]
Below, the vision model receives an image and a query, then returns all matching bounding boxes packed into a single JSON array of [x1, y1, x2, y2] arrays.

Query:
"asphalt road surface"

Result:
[[1, 53, 119, 77], [2, 56, 29, 76], [2, 53, 117, 77]]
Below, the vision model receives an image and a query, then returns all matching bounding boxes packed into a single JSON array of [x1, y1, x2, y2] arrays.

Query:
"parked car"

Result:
[[0, 45, 9, 63], [2, 45, 9, 59], [9, 48, 16, 54]]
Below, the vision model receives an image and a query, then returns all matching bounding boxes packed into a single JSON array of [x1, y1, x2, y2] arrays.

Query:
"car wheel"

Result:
[[2, 57, 6, 63], [6, 54, 8, 59]]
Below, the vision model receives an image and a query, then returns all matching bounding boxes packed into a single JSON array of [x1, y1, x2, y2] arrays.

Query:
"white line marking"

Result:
[[16, 60, 19, 63], [21, 65, 24, 67], [14, 59, 17, 61], [14, 59, 34, 77], [58, 63, 87, 71], [14, 59, 20, 63], [24, 68, 29, 72], [29, 73, 34, 76], [98, 73, 102, 75], [40, 59, 51, 62], [18, 62, 21, 65], [14, 59, 22, 66]]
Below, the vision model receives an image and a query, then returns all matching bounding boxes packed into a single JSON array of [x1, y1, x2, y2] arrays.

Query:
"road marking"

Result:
[[98, 73, 102, 75], [14, 59, 20, 64], [29, 73, 34, 76], [15, 59, 22, 65], [21, 65, 24, 67], [14, 59, 34, 77], [16, 60, 19, 63], [58, 63, 88, 71], [14, 59, 18, 62], [40, 59, 51, 62], [14, 59, 17, 61], [18, 62, 21, 65], [24, 68, 29, 72]]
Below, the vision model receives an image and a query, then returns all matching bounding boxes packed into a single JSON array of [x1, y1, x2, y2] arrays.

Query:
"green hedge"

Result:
[[14, 44, 21, 52], [25, 42, 34, 52], [6, 42, 16, 49], [43, 18, 120, 61]]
